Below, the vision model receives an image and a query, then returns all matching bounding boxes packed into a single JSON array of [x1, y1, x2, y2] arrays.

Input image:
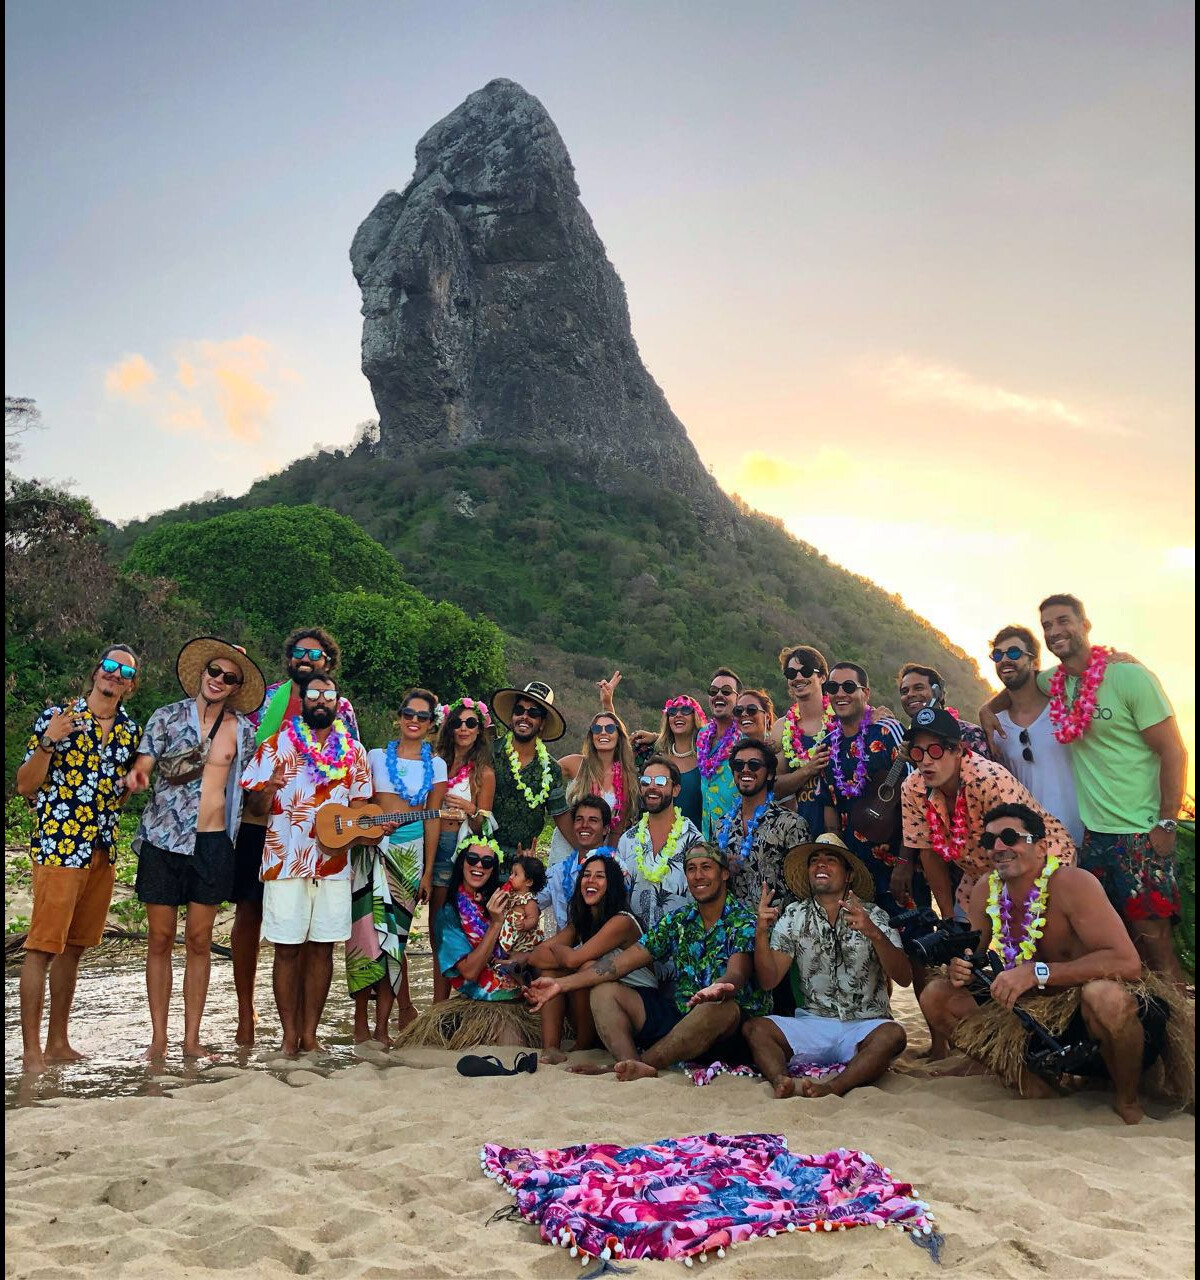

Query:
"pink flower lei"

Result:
[[664, 695, 708, 727], [925, 772, 971, 863], [1048, 647, 1111, 744], [697, 719, 739, 780], [447, 759, 474, 790], [828, 707, 874, 799], [603, 760, 626, 830], [286, 715, 352, 782], [780, 697, 835, 769]]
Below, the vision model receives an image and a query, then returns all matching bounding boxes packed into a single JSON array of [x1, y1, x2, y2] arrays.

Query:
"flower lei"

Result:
[[604, 760, 626, 830], [780, 698, 836, 768], [986, 855, 1060, 969], [437, 696, 493, 730], [630, 808, 687, 884], [925, 778, 971, 863], [287, 716, 352, 782], [447, 759, 474, 791], [386, 740, 434, 805], [1048, 647, 1111, 744], [505, 734, 553, 810], [828, 707, 873, 799], [697, 719, 739, 781], [453, 833, 506, 861], [718, 793, 774, 862], [664, 695, 708, 726]]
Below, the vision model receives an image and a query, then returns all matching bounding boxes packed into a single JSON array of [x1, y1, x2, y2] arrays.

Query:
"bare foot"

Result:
[[772, 1076, 797, 1099], [540, 1048, 568, 1065], [181, 1041, 218, 1059], [393, 1004, 419, 1034], [614, 1060, 657, 1082], [353, 1026, 372, 1044], [142, 1040, 168, 1062], [235, 1015, 257, 1047], [798, 1078, 837, 1098], [371, 1027, 393, 1049], [21, 1051, 47, 1074], [43, 1043, 88, 1063], [567, 1062, 614, 1076], [278, 1038, 299, 1057], [298, 1036, 325, 1054], [1114, 1100, 1145, 1125]]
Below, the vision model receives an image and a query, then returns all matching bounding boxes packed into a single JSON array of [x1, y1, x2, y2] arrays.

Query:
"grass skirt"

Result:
[[951, 971, 1194, 1106], [394, 997, 540, 1051]]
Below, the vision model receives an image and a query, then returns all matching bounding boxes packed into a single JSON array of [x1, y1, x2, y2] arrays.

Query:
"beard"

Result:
[[511, 724, 539, 742], [302, 707, 335, 730], [644, 793, 674, 815], [999, 667, 1031, 690], [288, 663, 316, 685]]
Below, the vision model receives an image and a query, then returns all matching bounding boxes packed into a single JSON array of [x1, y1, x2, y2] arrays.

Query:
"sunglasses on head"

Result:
[[291, 646, 325, 662], [590, 721, 618, 735], [453, 716, 481, 730], [463, 853, 497, 868], [731, 757, 768, 774], [205, 663, 243, 686], [822, 680, 862, 696], [908, 742, 955, 762], [733, 703, 765, 718], [303, 687, 338, 703], [100, 658, 137, 680], [708, 684, 736, 698], [992, 646, 1031, 663], [400, 707, 433, 723], [981, 828, 1037, 851], [1019, 728, 1034, 763], [512, 703, 547, 720], [639, 772, 672, 788], [784, 662, 820, 680]]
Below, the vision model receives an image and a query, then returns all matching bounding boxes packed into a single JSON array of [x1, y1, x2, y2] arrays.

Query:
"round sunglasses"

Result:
[[822, 680, 863, 696], [452, 716, 482, 730], [590, 721, 619, 735], [909, 742, 956, 762], [204, 663, 243, 686], [784, 662, 820, 680], [991, 645, 1032, 663]]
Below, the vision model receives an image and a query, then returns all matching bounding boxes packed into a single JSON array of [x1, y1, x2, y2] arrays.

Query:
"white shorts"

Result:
[[262, 877, 351, 944], [767, 1009, 895, 1065]]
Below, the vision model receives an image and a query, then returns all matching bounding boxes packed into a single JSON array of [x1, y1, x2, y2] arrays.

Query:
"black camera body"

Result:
[[893, 907, 990, 969]]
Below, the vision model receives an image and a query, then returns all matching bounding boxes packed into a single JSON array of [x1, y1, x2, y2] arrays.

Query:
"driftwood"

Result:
[[4, 928, 232, 963]]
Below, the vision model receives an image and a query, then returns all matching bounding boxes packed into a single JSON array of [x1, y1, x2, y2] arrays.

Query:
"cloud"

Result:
[[876, 356, 1131, 438], [104, 353, 157, 400]]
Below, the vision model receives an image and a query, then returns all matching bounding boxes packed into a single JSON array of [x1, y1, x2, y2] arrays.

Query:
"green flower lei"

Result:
[[631, 808, 687, 885], [505, 734, 552, 810], [453, 834, 507, 861]]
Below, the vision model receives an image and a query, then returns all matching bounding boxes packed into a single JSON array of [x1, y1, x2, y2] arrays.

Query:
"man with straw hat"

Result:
[[489, 681, 571, 860], [124, 636, 264, 1059], [743, 833, 911, 1099]]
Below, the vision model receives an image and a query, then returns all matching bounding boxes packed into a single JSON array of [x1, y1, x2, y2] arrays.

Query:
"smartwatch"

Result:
[[1033, 961, 1051, 990]]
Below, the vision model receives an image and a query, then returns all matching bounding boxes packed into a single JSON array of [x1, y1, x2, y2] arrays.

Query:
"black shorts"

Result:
[[231, 821, 267, 904], [1028, 993, 1170, 1078], [135, 832, 235, 908], [632, 987, 685, 1050]]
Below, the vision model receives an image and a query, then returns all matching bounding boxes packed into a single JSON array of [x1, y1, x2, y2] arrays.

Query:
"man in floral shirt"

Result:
[[15, 644, 141, 1071], [530, 843, 769, 1080]]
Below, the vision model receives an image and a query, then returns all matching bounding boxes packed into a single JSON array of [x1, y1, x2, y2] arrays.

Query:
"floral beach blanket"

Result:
[[480, 1132, 937, 1263]]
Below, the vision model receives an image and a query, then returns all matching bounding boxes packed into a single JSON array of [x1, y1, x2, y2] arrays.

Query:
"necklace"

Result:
[[505, 735, 552, 809], [631, 809, 687, 884], [447, 757, 474, 790], [986, 856, 1060, 969], [718, 793, 774, 862], [1048, 646, 1111, 743], [386, 740, 435, 804], [925, 777, 971, 863], [829, 707, 873, 799], [287, 716, 352, 783], [605, 760, 625, 830], [780, 698, 835, 769], [670, 742, 696, 758], [697, 720, 739, 780]]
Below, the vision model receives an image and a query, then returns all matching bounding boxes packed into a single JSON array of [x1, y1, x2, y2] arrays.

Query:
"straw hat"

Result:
[[176, 636, 266, 716], [783, 832, 875, 902], [490, 681, 567, 742]]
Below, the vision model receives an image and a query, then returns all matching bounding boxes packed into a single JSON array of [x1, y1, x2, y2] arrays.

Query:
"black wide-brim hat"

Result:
[[490, 681, 567, 742]]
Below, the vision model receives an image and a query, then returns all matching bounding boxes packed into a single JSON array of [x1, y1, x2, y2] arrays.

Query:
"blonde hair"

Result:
[[652, 702, 703, 758], [567, 712, 640, 828], [738, 688, 776, 731]]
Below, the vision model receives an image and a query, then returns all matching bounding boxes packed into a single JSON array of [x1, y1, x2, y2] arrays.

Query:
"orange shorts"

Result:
[[24, 850, 116, 954]]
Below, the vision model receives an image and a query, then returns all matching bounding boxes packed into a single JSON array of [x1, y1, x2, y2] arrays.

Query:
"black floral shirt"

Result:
[[721, 800, 809, 911], [23, 699, 141, 867]]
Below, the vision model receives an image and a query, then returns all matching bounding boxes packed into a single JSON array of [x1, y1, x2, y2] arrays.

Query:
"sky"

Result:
[[5, 1, 1195, 777]]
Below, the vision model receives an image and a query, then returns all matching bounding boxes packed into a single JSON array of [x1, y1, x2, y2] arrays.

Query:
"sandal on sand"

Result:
[[456, 1052, 538, 1078]]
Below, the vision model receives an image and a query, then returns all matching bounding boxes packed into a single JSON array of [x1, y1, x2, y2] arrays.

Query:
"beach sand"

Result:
[[4, 987, 1194, 1280]]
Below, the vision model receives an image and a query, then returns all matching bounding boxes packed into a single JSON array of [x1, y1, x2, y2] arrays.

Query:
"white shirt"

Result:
[[367, 747, 448, 799], [993, 706, 1084, 846]]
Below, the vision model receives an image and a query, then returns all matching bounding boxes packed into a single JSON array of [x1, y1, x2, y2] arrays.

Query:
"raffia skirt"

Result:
[[393, 997, 541, 1051]]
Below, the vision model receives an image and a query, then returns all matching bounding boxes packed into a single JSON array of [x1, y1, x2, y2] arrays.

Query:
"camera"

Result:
[[893, 907, 986, 968]]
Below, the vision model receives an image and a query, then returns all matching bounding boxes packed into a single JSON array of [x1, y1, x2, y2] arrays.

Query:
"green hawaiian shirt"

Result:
[[490, 735, 567, 855]]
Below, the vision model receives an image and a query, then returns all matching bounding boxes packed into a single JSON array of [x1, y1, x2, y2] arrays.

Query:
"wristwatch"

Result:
[[38, 734, 57, 753], [1155, 819, 1178, 833], [1033, 961, 1051, 990]]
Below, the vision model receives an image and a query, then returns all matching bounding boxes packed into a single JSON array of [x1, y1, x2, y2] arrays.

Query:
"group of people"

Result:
[[15, 595, 1192, 1123]]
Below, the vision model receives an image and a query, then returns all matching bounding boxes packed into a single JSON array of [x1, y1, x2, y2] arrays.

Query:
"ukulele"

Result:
[[848, 754, 907, 844], [315, 802, 445, 851]]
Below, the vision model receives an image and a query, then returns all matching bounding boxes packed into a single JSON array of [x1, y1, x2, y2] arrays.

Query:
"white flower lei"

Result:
[[505, 734, 552, 810], [631, 808, 687, 885]]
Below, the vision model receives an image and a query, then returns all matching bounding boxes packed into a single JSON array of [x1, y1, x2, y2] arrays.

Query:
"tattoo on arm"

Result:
[[594, 954, 617, 979]]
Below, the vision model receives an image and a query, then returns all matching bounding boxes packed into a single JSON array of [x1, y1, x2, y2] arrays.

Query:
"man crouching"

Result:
[[921, 802, 1189, 1125]]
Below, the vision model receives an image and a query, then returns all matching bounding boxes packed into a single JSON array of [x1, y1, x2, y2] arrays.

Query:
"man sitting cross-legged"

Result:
[[527, 843, 771, 1080], [744, 833, 911, 1098]]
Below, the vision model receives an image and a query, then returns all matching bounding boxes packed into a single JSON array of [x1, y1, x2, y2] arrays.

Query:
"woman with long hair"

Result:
[[641, 695, 707, 829], [526, 853, 654, 1061], [431, 697, 497, 1002], [547, 711, 640, 864], [395, 838, 539, 1049], [346, 687, 447, 1045]]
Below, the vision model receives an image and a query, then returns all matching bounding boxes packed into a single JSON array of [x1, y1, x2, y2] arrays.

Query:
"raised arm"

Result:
[[453, 887, 512, 984], [753, 885, 792, 991]]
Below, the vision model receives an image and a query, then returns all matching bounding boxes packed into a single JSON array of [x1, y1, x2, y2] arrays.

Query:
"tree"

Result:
[[5, 395, 42, 465]]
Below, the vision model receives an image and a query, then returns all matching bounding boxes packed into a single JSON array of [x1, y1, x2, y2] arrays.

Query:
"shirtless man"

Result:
[[125, 637, 264, 1058], [920, 802, 1152, 1123]]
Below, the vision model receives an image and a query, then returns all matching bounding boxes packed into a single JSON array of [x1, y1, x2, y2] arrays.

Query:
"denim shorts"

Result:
[[433, 830, 459, 889]]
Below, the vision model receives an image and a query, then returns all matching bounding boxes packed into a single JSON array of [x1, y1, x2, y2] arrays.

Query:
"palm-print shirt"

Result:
[[240, 725, 372, 880], [133, 699, 256, 857], [640, 895, 771, 1017], [722, 799, 809, 911], [490, 735, 568, 854], [770, 897, 899, 1021], [24, 699, 141, 867]]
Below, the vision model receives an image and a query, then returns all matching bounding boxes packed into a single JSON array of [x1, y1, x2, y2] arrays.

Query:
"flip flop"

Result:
[[514, 1051, 538, 1075], [456, 1054, 514, 1077]]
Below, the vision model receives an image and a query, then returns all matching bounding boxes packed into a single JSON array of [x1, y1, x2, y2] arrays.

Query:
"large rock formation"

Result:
[[351, 78, 726, 511]]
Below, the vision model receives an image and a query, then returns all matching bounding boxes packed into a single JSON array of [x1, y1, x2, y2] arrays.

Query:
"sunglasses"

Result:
[[822, 680, 862, 696], [731, 758, 768, 774], [667, 705, 696, 716], [463, 853, 497, 868], [784, 663, 820, 680], [733, 703, 766, 718], [303, 687, 339, 703], [909, 742, 955, 762], [453, 716, 481, 730], [512, 703, 548, 720], [400, 707, 433, 723], [205, 663, 243, 686], [708, 685, 736, 698], [291, 646, 325, 662], [639, 773, 672, 788], [991, 646, 1032, 663], [100, 658, 137, 680], [981, 828, 1037, 851], [1019, 728, 1034, 763], [590, 721, 618, 735]]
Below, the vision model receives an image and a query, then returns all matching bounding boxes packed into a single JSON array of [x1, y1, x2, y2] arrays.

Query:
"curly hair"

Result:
[[284, 627, 342, 673]]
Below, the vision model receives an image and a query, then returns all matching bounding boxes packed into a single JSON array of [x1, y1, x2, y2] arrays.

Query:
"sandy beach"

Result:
[[4, 983, 1194, 1280]]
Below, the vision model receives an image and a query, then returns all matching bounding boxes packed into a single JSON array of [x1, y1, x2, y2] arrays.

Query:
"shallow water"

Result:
[[3, 941, 434, 1109]]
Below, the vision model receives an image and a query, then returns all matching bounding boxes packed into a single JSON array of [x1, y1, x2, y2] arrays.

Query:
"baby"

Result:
[[498, 855, 548, 956]]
